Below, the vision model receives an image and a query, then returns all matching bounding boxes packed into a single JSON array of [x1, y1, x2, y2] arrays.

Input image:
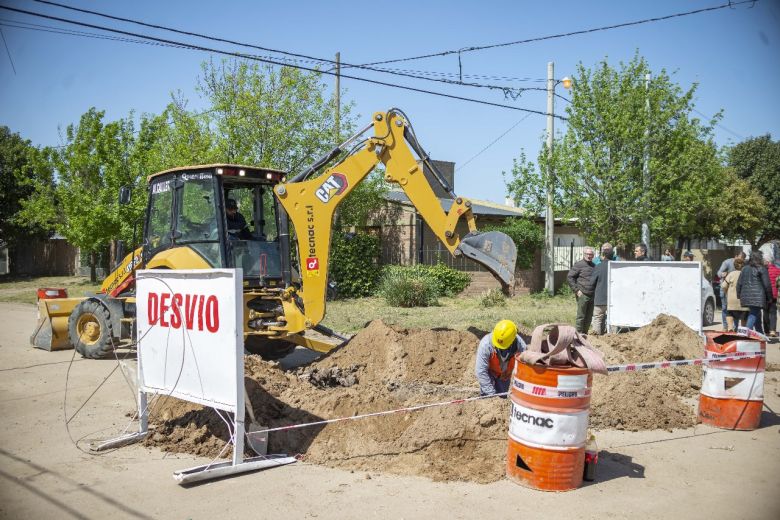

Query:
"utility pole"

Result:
[[545, 62, 555, 295], [335, 52, 341, 142], [641, 72, 651, 250]]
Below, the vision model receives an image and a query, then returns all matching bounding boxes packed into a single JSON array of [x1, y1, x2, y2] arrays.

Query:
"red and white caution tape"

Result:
[[253, 352, 765, 435], [735, 327, 769, 342], [606, 352, 764, 373], [253, 392, 509, 435]]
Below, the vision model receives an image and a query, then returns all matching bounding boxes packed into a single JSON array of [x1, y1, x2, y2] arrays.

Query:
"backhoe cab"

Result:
[[31, 109, 517, 359]]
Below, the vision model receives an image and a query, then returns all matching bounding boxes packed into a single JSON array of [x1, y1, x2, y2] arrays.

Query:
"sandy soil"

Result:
[[1, 302, 779, 519]]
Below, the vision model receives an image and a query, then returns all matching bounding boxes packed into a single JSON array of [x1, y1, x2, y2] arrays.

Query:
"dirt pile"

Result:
[[587, 314, 704, 431], [145, 315, 706, 482]]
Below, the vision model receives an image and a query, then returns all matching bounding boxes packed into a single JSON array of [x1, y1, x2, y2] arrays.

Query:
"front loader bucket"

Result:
[[457, 231, 517, 293], [30, 298, 80, 351]]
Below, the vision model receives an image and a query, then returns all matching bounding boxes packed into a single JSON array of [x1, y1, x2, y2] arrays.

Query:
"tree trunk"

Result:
[[109, 240, 117, 270], [89, 251, 97, 283]]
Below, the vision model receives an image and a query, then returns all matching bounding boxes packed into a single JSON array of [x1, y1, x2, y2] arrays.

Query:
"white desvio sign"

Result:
[[95, 268, 296, 484], [137, 269, 243, 413], [608, 261, 702, 333]]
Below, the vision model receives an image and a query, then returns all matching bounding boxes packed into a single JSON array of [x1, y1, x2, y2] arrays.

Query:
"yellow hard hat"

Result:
[[491, 320, 517, 350]]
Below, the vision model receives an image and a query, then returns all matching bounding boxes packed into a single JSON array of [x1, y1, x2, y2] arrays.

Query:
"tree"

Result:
[[726, 135, 780, 243], [505, 53, 759, 247], [19, 108, 140, 281], [0, 127, 50, 247], [194, 59, 354, 172]]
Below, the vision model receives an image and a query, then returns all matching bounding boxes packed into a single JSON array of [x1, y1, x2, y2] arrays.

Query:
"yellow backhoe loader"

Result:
[[31, 108, 517, 359]]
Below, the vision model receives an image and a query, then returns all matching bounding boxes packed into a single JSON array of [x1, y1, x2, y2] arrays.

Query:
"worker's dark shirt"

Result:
[[227, 211, 252, 239]]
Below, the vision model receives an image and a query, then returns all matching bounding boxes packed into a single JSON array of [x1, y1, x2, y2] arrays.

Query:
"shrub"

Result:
[[422, 263, 471, 296], [484, 217, 544, 270], [479, 288, 507, 308], [556, 283, 573, 297], [329, 231, 381, 298], [379, 265, 439, 307]]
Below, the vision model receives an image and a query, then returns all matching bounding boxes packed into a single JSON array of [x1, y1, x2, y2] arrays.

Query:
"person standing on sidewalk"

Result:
[[718, 251, 747, 331], [764, 245, 779, 337], [590, 243, 613, 335], [567, 247, 596, 334], [737, 251, 772, 333]]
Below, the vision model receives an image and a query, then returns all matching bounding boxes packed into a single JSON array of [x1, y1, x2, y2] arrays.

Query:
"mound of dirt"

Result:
[[145, 315, 706, 482], [587, 314, 704, 431]]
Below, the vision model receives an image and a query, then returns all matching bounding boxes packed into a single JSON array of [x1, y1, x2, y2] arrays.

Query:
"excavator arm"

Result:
[[274, 109, 517, 335]]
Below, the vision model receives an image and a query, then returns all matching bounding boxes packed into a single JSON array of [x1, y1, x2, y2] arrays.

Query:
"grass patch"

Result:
[[322, 293, 576, 336], [0, 275, 102, 305]]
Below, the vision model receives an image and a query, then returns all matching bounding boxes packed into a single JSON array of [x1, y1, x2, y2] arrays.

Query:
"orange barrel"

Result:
[[698, 331, 765, 430], [507, 360, 593, 491]]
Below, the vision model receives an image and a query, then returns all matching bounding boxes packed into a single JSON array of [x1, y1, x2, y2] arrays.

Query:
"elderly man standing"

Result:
[[567, 246, 597, 334]]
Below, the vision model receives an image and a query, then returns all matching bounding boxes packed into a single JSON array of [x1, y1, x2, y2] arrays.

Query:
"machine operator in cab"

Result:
[[225, 198, 252, 240], [475, 320, 526, 396]]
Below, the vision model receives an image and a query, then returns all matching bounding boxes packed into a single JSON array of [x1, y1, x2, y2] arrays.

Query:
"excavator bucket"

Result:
[[30, 298, 81, 351], [457, 231, 517, 293]]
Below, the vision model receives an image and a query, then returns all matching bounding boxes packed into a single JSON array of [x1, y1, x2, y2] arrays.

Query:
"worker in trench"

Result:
[[475, 320, 527, 397]]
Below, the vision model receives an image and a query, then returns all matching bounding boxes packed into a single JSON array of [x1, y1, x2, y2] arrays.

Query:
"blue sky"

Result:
[[1, 0, 778, 204]]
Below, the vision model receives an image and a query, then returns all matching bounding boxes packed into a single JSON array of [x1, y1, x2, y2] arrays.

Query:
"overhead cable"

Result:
[[1, 5, 566, 119], [29, 0, 547, 99], [358, 0, 759, 66]]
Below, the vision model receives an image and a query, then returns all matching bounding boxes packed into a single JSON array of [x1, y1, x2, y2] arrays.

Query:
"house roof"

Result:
[[384, 190, 527, 218]]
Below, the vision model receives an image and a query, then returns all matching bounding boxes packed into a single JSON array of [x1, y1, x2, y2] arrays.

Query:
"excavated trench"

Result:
[[145, 315, 705, 483]]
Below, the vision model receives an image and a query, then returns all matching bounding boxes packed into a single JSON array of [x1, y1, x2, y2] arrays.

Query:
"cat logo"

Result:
[[315, 173, 348, 203]]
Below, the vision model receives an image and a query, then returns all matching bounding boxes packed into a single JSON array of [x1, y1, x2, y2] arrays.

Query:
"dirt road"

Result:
[[1, 301, 778, 519]]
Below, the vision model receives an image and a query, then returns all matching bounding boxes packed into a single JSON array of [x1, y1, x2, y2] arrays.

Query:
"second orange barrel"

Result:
[[507, 360, 593, 491], [699, 331, 765, 430]]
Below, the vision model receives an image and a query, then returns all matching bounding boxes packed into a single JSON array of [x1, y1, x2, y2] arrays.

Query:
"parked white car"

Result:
[[702, 277, 716, 326]]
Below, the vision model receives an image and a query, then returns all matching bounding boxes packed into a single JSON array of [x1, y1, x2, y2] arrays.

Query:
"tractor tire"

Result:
[[69, 300, 115, 359], [244, 336, 296, 360]]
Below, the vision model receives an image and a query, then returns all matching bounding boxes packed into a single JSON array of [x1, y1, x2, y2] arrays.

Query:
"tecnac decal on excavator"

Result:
[[306, 205, 320, 277], [315, 173, 348, 203]]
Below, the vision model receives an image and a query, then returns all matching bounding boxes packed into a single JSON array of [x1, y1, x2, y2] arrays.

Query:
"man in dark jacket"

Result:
[[567, 247, 596, 334], [737, 250, 772, 333], [590, 243, 613, 335], [633, 243, 650, 261]]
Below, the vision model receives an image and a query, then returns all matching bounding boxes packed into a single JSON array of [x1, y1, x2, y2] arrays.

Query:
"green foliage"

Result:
[[377, 263, 470, 307], [505, 53, 747, 246], [484, 217, 543, 269], [479, 288, 506, 308], [0, 127, 50, 246], [422, 263, 471, 296], [195, 59, 354, 171], [378, 265, 440, 307], [556, 283, 574, 297], [335, 171, 390, 229], [329, 231, 381, 298], [726, 135, 779, 242], [16, 109, 142, 279]]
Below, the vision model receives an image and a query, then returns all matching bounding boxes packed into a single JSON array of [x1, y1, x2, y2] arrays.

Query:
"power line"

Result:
[[0, 18, 188, 49], [1, 5, 566, 120], [4, 17, 559, 104], [692, 108, 745, 140], [456, 113, 534, 172], [359, 0, 759, 66], [5, 17, 551, 102], [29, 0, 547, 100], [0, 26, 16, 74]]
